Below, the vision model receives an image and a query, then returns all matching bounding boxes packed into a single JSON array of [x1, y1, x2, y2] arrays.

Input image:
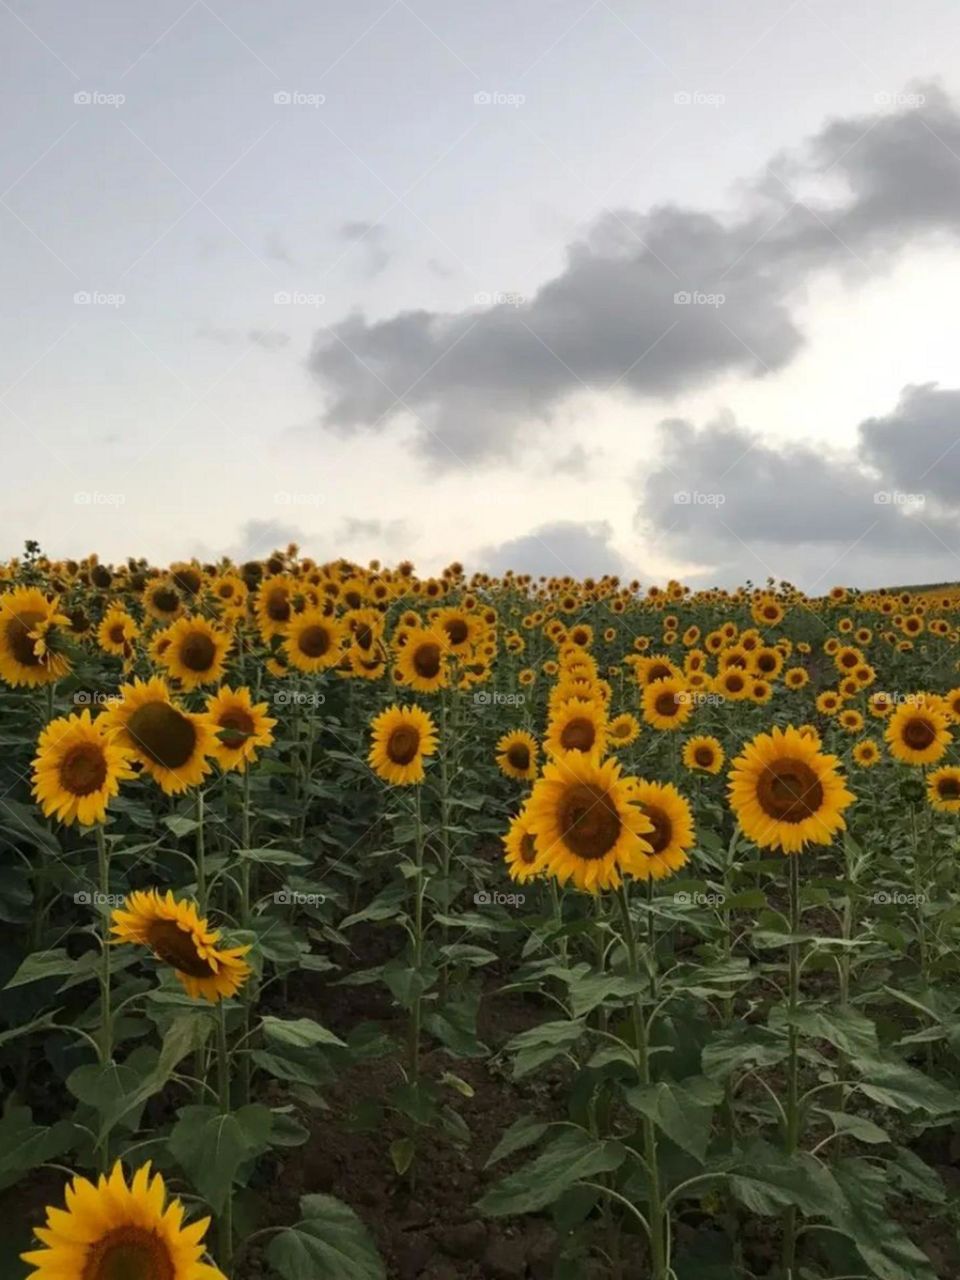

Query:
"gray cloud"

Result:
[[479, 520, 631, 579], [859, 383, 960, 509], [308, 84, 960, 467], [232, 519, 307, 561], [340, 221, 392, 277], [339, 516, 409, 544]]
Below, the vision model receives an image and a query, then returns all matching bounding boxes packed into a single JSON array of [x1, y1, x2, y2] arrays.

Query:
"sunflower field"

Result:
[[4, 546, 960, 1280]]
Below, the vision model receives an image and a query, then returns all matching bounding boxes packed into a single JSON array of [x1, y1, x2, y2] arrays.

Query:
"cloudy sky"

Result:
[[3, 0, 960, 589]]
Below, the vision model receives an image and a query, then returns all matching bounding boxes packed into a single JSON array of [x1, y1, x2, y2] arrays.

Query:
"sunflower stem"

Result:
[[217, 1000, 234, 1267], [239, 764, 253, 1107], [616, 880, 667, 1280], [410, 785, 426, 1085], [96, 824, 113, 1068], [195, 789, 206, 912], [782, 850, 802, 1280]]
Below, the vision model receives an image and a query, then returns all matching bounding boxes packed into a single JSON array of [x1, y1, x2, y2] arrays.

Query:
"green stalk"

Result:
[[438, 690, 451, 1002], [216, 1001, 233, 1268], [239, 765, 253, 1106], [97, 825, 112, 1067], [616, 882, 667, 1280], [196, 789, 207, 912], [409, 786, 426, 1084], [782, 852, 801, 1279]]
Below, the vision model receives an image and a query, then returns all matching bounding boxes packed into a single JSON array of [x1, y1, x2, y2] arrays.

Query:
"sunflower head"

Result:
[[32, 710, 135, 826], [682, 734, 724, 775], [496, 729, 539, 780], [369, 703, 439, 785]]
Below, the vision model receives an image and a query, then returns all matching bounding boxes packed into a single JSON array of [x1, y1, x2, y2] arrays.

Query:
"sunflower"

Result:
[[839, 709, 864, 733], [942, 687, 960, 723], [284, 609, 344, 673], [0, 587, 71, 687], [369, 703, 438, 785], [256, 573, 297, 639], [852, 738, 881, 768], [21, 1160, 226, 1280], [97, 606, 139, 659], [395, 627, 450, 693], [142, 578, 183, 623], [607, 712, 641, 748], [641, 677, 694, 731], [927, 766, 960, 813], [32, 710, 135, 826], [525, 753, 654, 892], [503, 804, 543, 882], [816, 690, 842, 716], [101, 676, 217, 794], [111, 889, 251, 1002], [715, 669, 750, 702], [435, 606, 478, 654], [784, 666, 809, 690], [545, 697, 608, 759], [496, 729, 538, 780], [159, 616, 232, 690], [728, 725, 855, 855], [885, 696, 952, 766], [205, 685, 276, 772], [682, 735, 724, 774], [626, 779, 695, 879]]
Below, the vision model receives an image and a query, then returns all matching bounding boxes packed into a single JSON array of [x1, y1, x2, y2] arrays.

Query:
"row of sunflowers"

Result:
[[1, 546, 960, 1278]]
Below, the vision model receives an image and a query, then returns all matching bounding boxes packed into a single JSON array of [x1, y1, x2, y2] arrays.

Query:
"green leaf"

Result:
[[164, 814, 199, 837], [5, 948, 78, 989], [701, 1024, 789, 1080], [0, 1107, 78, 1191], [477, 1130, 625, 1217], [504, 1019, 586, 1079], [856, 1059, 958, 1116], [819, 1111, 889, 1145], [390, 1138, 415, 1175], [240, 846, 311, 866], [484, 1115, 549, 1168], [169, 1103, 273, 1212], [266, 1193, 386, 1280], [262, 1016, 346, 1050], [886, 1145, 945, 1204], [625, 1077, 722, 1163]]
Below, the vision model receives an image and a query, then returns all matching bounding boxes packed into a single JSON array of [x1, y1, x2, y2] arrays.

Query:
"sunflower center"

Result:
[[725, 674, 744, 693], [355, 624, 373, 650], [757, 654, 776, 672], [218, 708, 255, 747], [298, 625, 331, 657], [654, 691, 680, 718], [756, 759, 824, 823], [109, 625, 126, 644], [902, 716, 936, 750], [694, 746, 714, 767], [445, 619, 468, 645], [179, 631, 217, 672], [413, 642, 441, 678], [938, 775, 960, 799], [387, 725, 421, 765], [7, 610, 45, 665], [640, 803, 672, 855], [59, 742, 109, 796], [152, 588, 179, 613], [558, 783, 622, 860], [82, 1225, 176, 1280], [127, 702, 197, 770], [520, 833, 537, 864], [266, 588, 290, 622], [560, 717, 596, 752], [146, 920, 216, 979], [506, 743, 530, 770]]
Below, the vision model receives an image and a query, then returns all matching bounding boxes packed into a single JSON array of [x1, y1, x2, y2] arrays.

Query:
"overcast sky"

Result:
[[3, 0, 960, 589]]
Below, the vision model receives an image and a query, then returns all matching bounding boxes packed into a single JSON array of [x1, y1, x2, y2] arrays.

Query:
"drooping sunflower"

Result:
[[927, 766, 960, 813], [142, 578, 183, 624], [256, 572, 297, 639], [101, 676, 217, 794], [885, 696, 952, 766], [682, 734, 724, 774], [626, 779, 695, 879], [205, 685, 276, 772], [525, 753, 654, 893], [728, 725, 855, 855], [111, 889, 251, 1002], [0, 587, 71, 687], [544, 697, 608, 759], [607, 712, 641, 748], [641, 677, 694, 731], [369, 703, 438, 785], [97, 606, 139, 660], [503, 804, 543, 883], [496, 729, 538, 780], [32, 710, 135, 826], [21, 1160, 226, 1280], [394, 626, 450, 693], [284, 609, 344, 673], [158, 615, 232, 691]]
